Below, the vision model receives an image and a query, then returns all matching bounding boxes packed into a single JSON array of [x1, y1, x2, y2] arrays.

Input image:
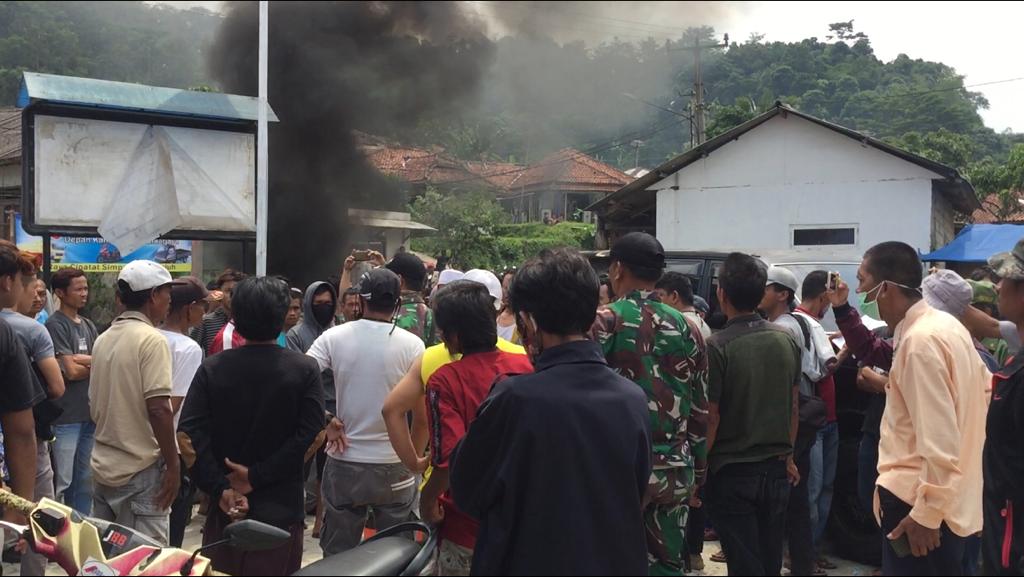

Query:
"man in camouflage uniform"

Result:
[[594, 232, 708, 577], [386, 252, 438, 346]]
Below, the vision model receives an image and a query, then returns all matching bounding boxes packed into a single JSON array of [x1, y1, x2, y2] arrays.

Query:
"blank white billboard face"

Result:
[[33, 115, 256, 234]]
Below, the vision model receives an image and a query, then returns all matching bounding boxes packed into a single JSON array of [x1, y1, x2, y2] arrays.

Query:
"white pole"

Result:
[[256, 0, 269, 276]]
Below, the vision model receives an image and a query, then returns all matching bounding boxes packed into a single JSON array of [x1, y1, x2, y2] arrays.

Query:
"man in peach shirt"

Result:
[[856, 242, 989, 576]]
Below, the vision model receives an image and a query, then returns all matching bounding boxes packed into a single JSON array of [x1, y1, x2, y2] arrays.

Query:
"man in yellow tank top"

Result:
[[383, 275, 527, 478]]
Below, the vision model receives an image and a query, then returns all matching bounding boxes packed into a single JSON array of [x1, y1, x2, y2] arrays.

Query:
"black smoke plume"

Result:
[[209, 1, 493, 284]]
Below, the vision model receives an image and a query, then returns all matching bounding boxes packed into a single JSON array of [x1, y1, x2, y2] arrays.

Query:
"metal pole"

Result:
[[694, 37, 705, 145], [256, 0, 269, 276]]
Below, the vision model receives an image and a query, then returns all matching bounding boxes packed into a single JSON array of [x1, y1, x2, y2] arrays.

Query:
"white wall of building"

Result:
[[655, 114, 943, 254]]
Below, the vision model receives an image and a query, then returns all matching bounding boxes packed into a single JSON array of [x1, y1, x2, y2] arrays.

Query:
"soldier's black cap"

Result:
[[610, 232, 665, 271]]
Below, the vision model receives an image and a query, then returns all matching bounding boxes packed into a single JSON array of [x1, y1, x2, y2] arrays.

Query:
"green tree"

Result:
[[970, 145, 1024, 222], [410, 188, 595, 270], [826, 21, 868, 42], [410, 188, 509, 270], [887, 129, 977, 171], [706, 98, 759, 139]]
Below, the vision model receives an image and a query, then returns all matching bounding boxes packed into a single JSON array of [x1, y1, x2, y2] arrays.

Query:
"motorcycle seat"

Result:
[[293, 536, 422, 576]]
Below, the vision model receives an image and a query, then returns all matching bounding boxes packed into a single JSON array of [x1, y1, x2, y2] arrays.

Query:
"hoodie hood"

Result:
[[286, 281, 337, 353]]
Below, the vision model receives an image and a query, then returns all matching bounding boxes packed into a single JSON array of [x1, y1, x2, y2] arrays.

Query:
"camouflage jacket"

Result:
[[594, 290, 709, 484], [395, 292, 438, 346]]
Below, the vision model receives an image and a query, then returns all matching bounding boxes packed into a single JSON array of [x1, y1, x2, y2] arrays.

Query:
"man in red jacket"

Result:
[[420, 281, 534, 575]]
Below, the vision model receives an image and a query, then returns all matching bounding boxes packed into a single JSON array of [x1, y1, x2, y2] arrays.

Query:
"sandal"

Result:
[[710, 550, 728, 564], [818, 557, 838, 570]]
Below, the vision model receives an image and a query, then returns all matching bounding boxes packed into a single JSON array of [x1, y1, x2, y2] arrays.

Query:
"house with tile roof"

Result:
[[359, 135, 634, 223], [496, 148, 634, 223], [973, 192, 1024, 224]]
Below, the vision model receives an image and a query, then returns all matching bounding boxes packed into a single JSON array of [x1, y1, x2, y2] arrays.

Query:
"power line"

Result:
[[872, 76, 1024, 100]]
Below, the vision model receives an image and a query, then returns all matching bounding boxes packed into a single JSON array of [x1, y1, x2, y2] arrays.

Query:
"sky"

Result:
[[153, 1, 1024, 133]]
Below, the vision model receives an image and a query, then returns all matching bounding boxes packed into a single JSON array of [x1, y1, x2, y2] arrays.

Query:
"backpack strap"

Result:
[[790, 312, 813, 352]]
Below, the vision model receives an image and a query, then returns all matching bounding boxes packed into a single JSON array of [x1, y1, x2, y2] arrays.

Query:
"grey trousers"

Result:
[[92, 459, 169, 546], [319, 459, 417, 557], [20, 442, 55, 576]]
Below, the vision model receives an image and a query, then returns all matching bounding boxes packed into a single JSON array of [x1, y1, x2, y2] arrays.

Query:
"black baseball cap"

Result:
[[610, 232, 665, 271], [358, 268, 401, 306]]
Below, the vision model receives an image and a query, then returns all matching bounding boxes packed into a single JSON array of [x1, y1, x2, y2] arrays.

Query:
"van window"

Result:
[[666, 260, 702, 277]]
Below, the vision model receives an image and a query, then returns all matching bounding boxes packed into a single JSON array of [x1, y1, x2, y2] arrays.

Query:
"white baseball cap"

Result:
[[118, 260, 175, 292], [438, 269, 464, 285], [766, 266, 799, 294], [463, 269, 503, 310]]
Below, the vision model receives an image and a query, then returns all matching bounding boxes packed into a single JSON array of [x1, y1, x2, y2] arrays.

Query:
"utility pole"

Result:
[[631, 140, 644, 169], [256, 0, 269, 276], [669, 32, 728, 145]]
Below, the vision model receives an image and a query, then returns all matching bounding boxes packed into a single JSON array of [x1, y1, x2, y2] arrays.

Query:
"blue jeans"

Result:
[[858, 431, 880, 516], [53, 421, 96, 515], [809, 421, 840, 546]]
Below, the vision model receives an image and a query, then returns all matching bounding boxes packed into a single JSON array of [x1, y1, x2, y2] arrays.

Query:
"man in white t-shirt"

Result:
[[759, 266, 833, 577], [307, 268, 425, 557], [158, 276, 209, 547]]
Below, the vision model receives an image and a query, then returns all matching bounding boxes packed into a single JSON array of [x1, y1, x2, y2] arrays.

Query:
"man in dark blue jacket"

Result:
[[451, 248, 652, 576]]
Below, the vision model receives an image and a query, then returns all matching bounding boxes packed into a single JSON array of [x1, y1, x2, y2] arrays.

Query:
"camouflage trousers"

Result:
[[645, 467, 695, 577]]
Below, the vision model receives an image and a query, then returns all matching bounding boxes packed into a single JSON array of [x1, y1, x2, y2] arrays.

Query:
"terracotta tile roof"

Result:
[[359, 136, 633, 195], [0, 107, 21, 165], [463, 160, 526, 189], [364, 146, 476, 186], [973, 193, 1024, 224], [499, 148, 634, 197]]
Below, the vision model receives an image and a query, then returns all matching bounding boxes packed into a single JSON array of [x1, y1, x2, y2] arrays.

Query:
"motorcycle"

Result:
[[0, 488, 437, 576]]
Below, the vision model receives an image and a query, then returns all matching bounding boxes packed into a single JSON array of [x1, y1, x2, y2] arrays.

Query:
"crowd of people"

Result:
[[0, 232, 1022, 577]]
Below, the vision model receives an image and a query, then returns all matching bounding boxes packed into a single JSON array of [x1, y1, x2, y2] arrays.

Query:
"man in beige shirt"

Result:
[[855, 242, 988, 575], [90, 260, 180, 545]]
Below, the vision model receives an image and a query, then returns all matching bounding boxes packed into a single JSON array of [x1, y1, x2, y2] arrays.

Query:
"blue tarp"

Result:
[[922, 224, 1024, 262]]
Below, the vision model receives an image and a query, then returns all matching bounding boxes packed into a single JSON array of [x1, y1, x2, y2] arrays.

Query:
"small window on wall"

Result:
[[793, 226, 857, 247]]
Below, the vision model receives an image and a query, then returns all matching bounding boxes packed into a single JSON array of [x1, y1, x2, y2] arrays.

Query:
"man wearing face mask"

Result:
[[287, 281, 338, 534], [837, 242, 988, 575], [306, 268, 424, 556], [594, 232, 708, 577], [287, 282, 338, 354]]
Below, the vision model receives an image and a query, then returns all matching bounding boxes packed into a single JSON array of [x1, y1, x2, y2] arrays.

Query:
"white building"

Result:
[[592, 103, 979, 255]]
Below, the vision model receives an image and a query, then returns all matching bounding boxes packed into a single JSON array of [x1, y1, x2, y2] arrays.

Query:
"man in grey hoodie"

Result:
[[287, 282, 338, 354], [287, 281, 337, 534]]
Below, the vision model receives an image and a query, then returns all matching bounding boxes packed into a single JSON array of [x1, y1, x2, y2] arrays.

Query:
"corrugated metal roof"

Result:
[[18, 72, 278, 122], [347, 209, 436, 232]]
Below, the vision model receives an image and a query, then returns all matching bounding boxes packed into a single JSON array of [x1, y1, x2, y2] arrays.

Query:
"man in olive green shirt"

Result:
[[705, 253, 801, 577], [90, 261, 180, 544]]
